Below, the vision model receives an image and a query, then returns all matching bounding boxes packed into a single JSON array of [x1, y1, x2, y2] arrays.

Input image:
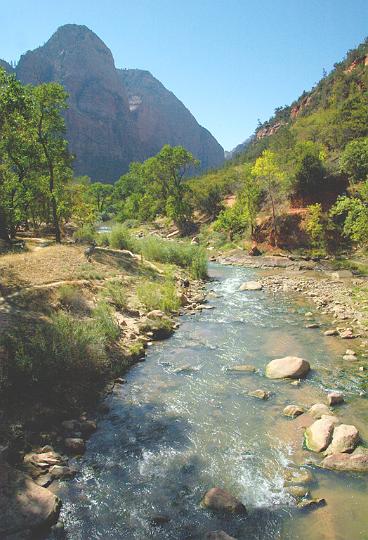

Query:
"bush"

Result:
[[58, 285, 90, 314], [73, 224, 96, 244], [1, 311, 109, 406], [109, 224, 135, 251], [102, 280, 127, 310], [137, 278, 181, 313], [135, 236, 207, 279]]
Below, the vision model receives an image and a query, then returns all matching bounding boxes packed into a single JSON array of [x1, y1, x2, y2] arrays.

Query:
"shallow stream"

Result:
[[55, 264, 368, 540]]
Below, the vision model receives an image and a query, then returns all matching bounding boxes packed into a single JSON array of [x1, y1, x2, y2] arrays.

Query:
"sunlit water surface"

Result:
[[54, 264, 368, 540]]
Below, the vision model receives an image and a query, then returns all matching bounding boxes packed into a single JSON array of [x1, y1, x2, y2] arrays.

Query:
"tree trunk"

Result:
[[0, 206, 10, 244]]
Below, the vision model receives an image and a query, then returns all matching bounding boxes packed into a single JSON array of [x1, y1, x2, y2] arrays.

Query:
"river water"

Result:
[[55, 264, 368, 540]]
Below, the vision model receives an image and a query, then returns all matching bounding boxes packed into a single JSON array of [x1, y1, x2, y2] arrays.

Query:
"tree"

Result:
[[89, 182, 113, 214], [237, 165, 260, 239], [293, 141, 325, 198], [251, 150, 286, 246], [330, 182, 368, 246], [32, 83, 72, 242], [340, 137, 368, 185]]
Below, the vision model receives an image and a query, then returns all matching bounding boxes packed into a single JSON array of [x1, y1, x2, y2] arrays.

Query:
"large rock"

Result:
[[239, 281, 263, 291], [265, 356, 310, 379], [283, 405, 305, 418], [0, 463, 61, 536], [327, 392, 344, 406], [321, 452, 368, 472], [324, 424, 359, 455], [308, 403, 332, 419], [201, 487, 246, 514], [304, 418, 335, 452]]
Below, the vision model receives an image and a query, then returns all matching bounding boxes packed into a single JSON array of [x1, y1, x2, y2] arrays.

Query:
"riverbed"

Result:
[[54, 263, 368, 540]]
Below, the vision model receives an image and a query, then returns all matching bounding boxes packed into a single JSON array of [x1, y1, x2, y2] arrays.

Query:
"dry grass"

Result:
[[0, 245, 144, 295]]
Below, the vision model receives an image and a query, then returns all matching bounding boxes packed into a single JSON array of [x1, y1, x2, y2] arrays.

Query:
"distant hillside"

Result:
[[0, 59, 13, 73], [11, 24, 224, 182]]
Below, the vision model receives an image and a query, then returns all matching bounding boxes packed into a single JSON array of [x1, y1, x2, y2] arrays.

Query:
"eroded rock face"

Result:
[[324, 424, 359, 455], [119, 69, 224, 173], [304, 418, 335, 452], [201, 487, 246, 514], [16, 25, 224, 181], [0, 463, 61, 537], [265, 356, 310, 379]]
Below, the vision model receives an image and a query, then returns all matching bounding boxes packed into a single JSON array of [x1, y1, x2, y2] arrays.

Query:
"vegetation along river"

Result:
[[54, 263, 368, 540]]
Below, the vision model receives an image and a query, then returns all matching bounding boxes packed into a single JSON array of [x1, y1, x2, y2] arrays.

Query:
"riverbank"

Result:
[[0, 241, 208, 538]]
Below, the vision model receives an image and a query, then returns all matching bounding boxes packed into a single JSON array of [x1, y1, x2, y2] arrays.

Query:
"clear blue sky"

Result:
[[1, 0, 367, 150]]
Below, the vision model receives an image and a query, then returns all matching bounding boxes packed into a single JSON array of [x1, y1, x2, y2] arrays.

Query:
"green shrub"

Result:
[[135, 236, 207, 279], [1, 311, 108, 406], [92, 301, 120, 343], [73, 224, 96, 244], [58, 285, 90, 313], [109, 224, 135, 251], [102, 280, 127, 310], [137, 278, 181, 313]]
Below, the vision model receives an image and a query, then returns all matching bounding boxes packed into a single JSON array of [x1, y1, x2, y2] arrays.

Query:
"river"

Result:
[[54, 263, 368, 540]]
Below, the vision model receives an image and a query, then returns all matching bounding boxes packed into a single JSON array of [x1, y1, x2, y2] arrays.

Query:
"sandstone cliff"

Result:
[[119, 69, 224, 172], [14, 24, 224, 181]]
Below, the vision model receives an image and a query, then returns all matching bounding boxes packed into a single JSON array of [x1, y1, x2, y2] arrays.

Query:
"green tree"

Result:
[[330, 182, 368, 246], [293, 141, 325, 198], [252, 150, 286, 246], [237, 165, 261, 239], [32, 83, 72, 242], [340, 137, 368, 185], [89, 182, 113, 214]]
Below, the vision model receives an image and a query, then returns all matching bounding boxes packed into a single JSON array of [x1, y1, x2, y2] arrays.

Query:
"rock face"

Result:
[[201, 487, 246, 514], [304, 418, 335, 452], [15, 24, 224, 181], [119, 69, 224, 173], [324, 424, 359, 455], [265, 356, 310, 379], [0, 463, 61, 537], [0, 59, 14, 73]]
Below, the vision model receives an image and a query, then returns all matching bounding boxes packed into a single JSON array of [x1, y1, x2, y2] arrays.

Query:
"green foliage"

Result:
[[109, 224, 135, 250], [292, 142, 326, 196], [102, 279, 127, 310], [92, 301, 120, 343], [214, 205, 248, 239], [137, 277, 181, 313], [1, 311, 109, 406], [305, 204, 326, 249], [136, 236, 207, 279], [340, 137, 368, 184], [58, 284, 90, 314], [330, 185, 368, 246], [73, 223, 96, 244]]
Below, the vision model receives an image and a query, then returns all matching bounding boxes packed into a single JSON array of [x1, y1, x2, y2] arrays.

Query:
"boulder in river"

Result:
[[283, 467, 314, 486], [265, 356, 310, 379], [321, 452, 368, 472], [286, 485, 310, 498], [324, 424, 359, 455], [297, 497, 326, 510], [248, 389, 270, 400], [239, 281, 263, 291], [304, 417, 335, 452], [205, 531, 237, 540], [0, 463, 61, 537], [308, 403, 332, 419], [324, 329, 339, 336], [283, 405, 305, 418], [327, 392, 344, 406], [64, 438, 86, 455], [201, 487, 246, 514]]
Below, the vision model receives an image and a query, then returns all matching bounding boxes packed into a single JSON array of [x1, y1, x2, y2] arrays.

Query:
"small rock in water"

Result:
[[150, 515, 170, 526], [297, 498, 326, 510], [324, 329, 338, 336], [201, 487, 246, 514], [248, 389, 270, 400], [239, 281, 263, 291], [290, 380, 301, 387], [343, 354, 357, 361], [283, 405, 305, 418], [304, 312, 314, 318], [205, 532, 237, 540], [265, 356, 310, 379], [173, 364, 199, 373], [346, 349, 356, 356], [308, 403, 332, 419], [340, 328, 356, 339], [327, 392, 344, 406], [227, 364, 256, 373], [286, 485, 310, 498], [284, 468, 314, 486], [114, 377, 127, 385], [64, 438, 85, 455], [306, 323, 320, 329]]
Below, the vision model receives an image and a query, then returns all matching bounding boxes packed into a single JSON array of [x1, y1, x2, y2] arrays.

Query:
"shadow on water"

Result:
[[50, 263, 367, 540]]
